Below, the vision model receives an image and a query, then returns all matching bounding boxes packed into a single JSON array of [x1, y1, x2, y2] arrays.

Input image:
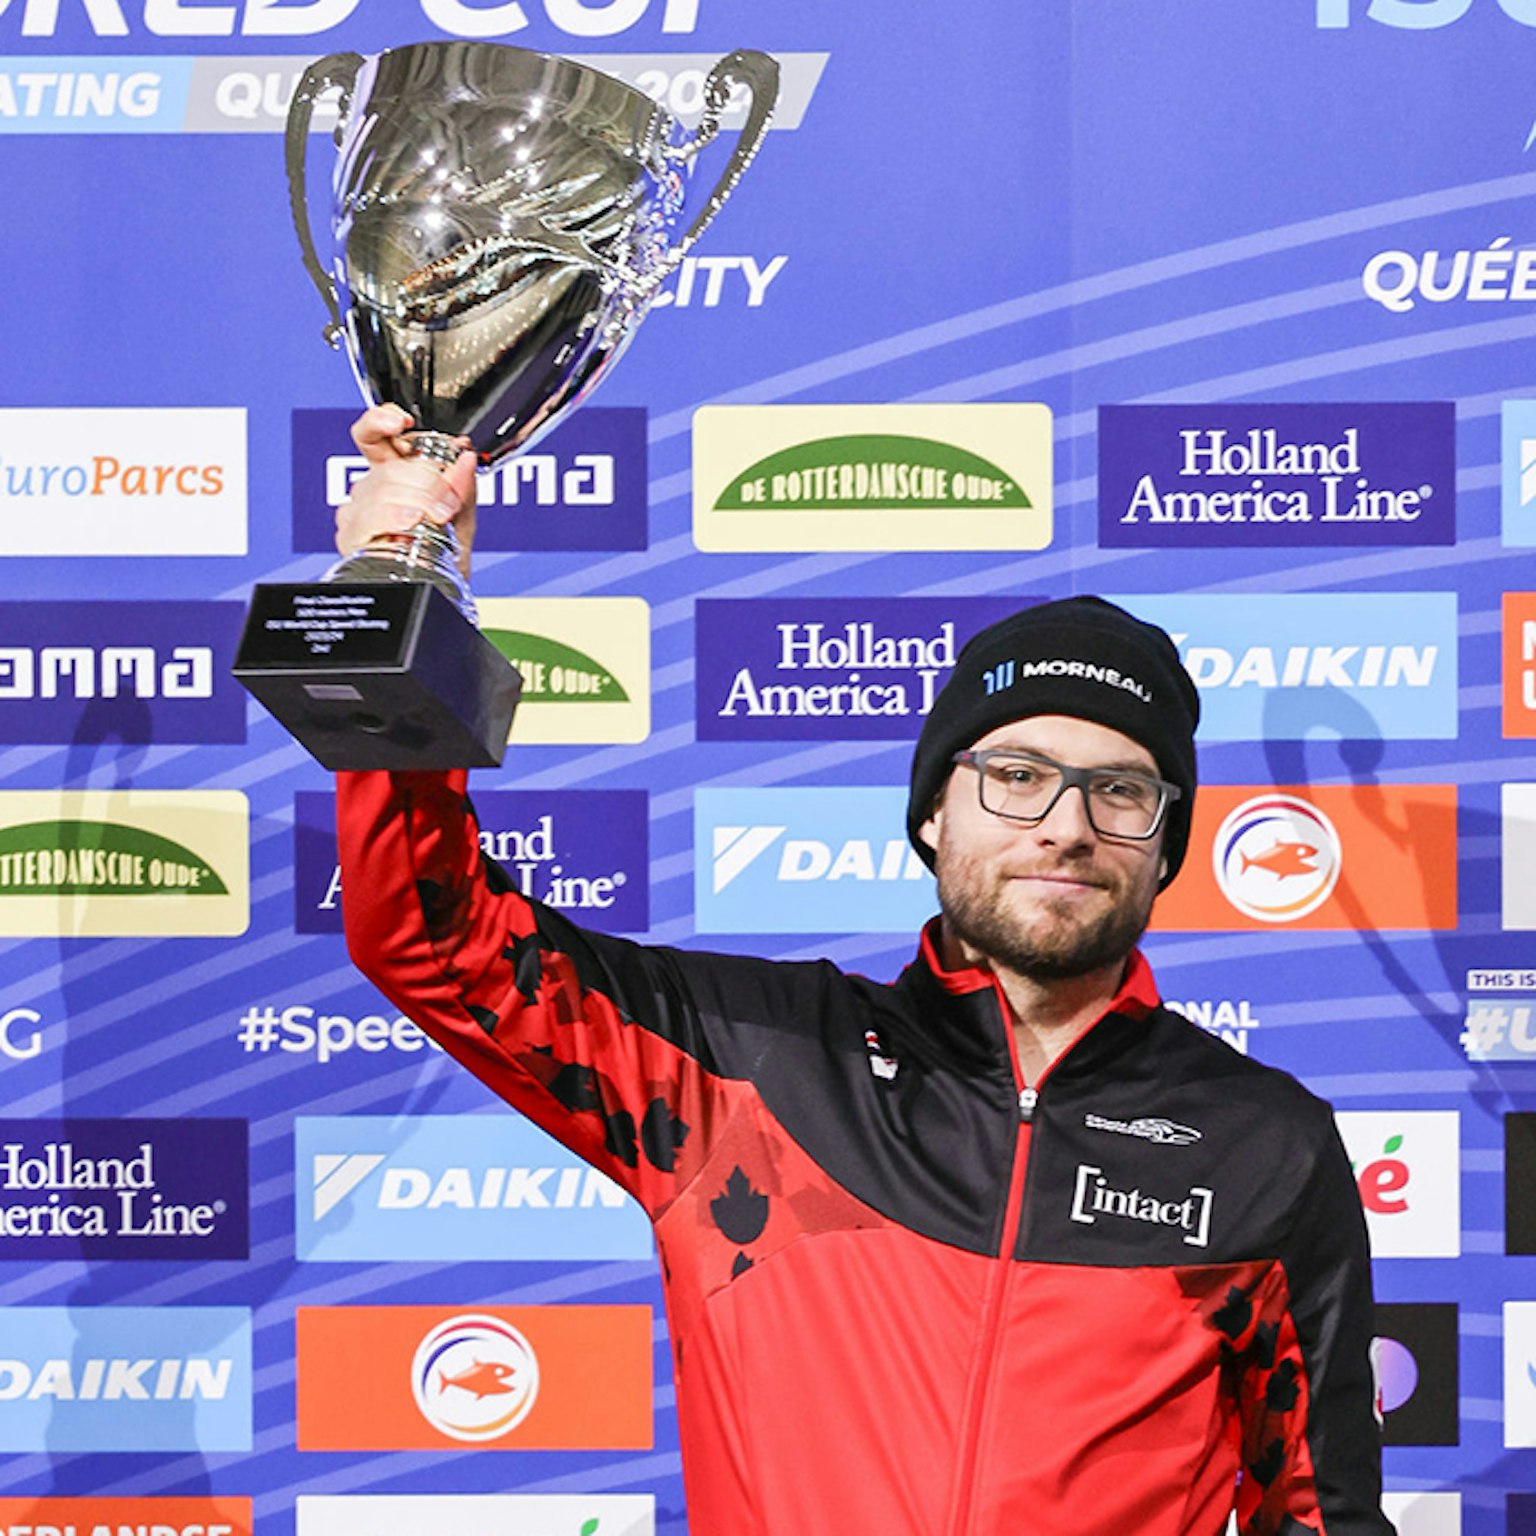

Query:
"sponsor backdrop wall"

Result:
[[0, 1, 1531, 1532]]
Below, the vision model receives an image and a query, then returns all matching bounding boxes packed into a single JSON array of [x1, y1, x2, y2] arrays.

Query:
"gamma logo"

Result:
[[413, 1315, 539, 1443], [1212, 794, 1342, 922], [693, 403, 1053, 553], [0, 601, 247, 746], [291, 406, 646, 555], [477, 598, 649, 745], [0, 791, 249, 937]]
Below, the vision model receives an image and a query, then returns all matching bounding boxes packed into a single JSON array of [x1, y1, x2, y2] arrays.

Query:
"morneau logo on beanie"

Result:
[[978, 656, 1154, 705]]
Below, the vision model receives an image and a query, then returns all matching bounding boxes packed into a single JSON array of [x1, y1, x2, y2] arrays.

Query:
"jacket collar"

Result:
[[899, 917, 1161, 1075], [916, 916, 1159, 1017]]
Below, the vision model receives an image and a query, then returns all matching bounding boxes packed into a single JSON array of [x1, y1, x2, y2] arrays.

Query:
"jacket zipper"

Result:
[[945, 990, 1036, 1536]]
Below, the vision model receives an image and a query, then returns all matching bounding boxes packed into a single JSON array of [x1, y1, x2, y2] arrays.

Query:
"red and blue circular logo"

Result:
[[411, 1313, 540, 1442], [1212, 794, 1342, 923]]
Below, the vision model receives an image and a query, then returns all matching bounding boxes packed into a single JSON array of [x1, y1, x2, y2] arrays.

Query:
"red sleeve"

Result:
[[336, 768, 746, 1215]]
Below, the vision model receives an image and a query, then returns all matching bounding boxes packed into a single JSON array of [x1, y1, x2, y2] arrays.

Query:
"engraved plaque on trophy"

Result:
[[234, 39, 780, 769]]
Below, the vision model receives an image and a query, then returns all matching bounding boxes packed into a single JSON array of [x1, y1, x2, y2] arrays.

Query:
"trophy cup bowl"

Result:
[[233, 39, 780, 769]]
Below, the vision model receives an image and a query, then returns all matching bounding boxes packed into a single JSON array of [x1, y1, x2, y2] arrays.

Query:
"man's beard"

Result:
[[935, 851, 1156, 982]]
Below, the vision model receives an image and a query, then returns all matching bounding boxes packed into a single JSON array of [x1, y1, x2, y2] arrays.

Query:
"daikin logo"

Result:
[[1502, 402, 1536, 546], [711, 825, 787, 893], [1108, 592, 1457, 742], [697, 788, 935, 935], [312, 1153, 384, 1221], [710, 822, 925, 894], [296, 1117, 651, 1263], [0, 1307, 250, 1450]]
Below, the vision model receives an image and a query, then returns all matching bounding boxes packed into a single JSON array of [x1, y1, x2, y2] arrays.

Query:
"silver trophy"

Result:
[[234, 40, 780, 769]]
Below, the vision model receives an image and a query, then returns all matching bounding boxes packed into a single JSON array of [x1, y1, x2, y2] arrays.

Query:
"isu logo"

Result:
[[410, 1314, 540, 1442], [1212, 793, 1342, 922]]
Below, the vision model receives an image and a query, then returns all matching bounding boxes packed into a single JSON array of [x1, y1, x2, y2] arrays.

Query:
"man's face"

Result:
[[919, 714, 1167, 981]]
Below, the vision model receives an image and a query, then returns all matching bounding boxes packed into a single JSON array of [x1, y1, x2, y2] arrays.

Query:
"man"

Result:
[[334, 406, 1391, 1536]]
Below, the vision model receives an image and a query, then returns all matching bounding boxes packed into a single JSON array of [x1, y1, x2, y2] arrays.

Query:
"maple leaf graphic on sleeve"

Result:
[[711, 1166, 770, 1245]]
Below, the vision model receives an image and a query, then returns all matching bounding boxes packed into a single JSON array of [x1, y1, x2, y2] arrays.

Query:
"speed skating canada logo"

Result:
[[1212, 794, 1343, 922], [411, 1313, 540, 1442]]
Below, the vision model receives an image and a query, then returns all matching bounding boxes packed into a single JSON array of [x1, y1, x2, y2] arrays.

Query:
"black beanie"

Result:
[[907, 596, 1200, 888]]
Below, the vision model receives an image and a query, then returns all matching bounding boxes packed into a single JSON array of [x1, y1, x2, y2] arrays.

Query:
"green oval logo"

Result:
[[0, 821, 228, 895], [714, 434, 1032, 511], [483, 632, 630, 704]]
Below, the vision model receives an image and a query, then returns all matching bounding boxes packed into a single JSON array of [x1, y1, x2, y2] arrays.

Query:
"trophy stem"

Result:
[[404, 429, 469, 468], [325, 521, 479, 625]]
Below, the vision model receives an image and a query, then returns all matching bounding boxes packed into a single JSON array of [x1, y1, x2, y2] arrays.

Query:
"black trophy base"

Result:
[[232, 582, 522, 770]]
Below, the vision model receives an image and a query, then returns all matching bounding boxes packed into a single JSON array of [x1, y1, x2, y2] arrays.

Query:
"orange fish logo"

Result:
[[1239, 840, 1320, 880], [412, 1314, 540, 1441], [1213, 796, 1341, 922], [440, 1359, 519, 1400]]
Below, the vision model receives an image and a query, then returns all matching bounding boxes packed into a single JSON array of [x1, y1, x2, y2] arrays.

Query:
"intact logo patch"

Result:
[[1068, 1164, 1213, 1247]]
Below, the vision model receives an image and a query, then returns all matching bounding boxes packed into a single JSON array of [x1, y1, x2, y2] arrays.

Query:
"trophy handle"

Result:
[[284, 50, 364, 348], [654, 49, 780, 281]]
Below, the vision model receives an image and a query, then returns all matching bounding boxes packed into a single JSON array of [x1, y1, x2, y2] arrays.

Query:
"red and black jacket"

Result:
[[337, 769, 1392, 1536]]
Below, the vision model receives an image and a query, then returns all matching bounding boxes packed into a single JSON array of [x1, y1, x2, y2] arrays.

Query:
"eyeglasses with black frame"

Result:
[[950, 748, 1180, 841]]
